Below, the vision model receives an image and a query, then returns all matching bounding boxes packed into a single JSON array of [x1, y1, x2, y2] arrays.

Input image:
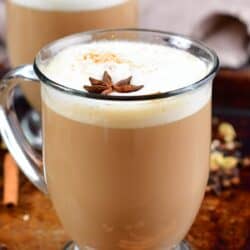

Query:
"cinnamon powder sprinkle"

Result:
[[83, 52, 125, 64]]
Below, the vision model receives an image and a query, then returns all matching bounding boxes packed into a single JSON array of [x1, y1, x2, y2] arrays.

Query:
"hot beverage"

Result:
[[40, 40, 211, 249]]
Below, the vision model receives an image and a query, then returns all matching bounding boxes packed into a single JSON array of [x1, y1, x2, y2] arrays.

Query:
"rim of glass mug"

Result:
[[33, 28, 220, 101]]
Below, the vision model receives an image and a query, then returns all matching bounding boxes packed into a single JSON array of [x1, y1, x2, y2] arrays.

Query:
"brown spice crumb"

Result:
[[83, 52, 125, 64]]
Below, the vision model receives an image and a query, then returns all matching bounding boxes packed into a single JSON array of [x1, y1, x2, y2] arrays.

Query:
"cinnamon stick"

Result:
[[3, 153, 19, 207]]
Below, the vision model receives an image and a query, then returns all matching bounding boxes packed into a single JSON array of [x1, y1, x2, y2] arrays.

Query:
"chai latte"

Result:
[[41, 41, 211, 249], [7, 0, 137, 109]]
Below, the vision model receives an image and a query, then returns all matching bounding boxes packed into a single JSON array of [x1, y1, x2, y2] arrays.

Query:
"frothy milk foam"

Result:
[[10, 0, 127, 11], [41, 41, 211, 128]]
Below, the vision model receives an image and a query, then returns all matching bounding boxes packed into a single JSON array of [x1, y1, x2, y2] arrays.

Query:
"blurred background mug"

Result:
[[7, 0, 138, 111], [6, 0, 138, 149]]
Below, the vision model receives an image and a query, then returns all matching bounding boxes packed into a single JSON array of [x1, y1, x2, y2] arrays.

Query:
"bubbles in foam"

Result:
[[10, 0, 127, 11], [41, 40, 211, 128]]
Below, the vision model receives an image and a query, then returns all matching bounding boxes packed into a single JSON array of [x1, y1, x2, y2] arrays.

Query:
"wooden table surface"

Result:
[[0, 180, 69, 250], [0, 69, 250, 250]]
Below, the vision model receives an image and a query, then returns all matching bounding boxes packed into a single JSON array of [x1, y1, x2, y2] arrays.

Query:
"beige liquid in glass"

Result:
[[41, 41, 211, 249], [7, 0, 138, 110]]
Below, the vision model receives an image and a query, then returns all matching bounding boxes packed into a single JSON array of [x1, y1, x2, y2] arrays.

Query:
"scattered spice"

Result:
[[83, 52, 125, 64], [218, 122, 236, 142], [207, 118, 249, 195], [84, 71, 143, 95]]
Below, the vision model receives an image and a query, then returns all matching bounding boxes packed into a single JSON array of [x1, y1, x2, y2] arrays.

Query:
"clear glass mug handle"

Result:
[[0, 64, 47, 193]]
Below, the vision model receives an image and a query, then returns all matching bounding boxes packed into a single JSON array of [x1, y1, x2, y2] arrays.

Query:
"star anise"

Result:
[[83, 71, 144, 95]]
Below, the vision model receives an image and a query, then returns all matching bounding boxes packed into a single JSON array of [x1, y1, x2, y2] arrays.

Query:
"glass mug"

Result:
[[0, 30, 219, 250]]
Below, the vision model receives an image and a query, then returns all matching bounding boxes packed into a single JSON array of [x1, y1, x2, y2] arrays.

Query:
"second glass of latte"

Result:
[[7, 0, 138, 110]]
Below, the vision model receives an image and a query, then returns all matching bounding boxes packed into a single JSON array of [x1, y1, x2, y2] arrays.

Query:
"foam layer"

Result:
[[10, 0, 127, 11], [42, 84, 211, 128], [41, 40, 212, 128], [41, 41, 209, 96]]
